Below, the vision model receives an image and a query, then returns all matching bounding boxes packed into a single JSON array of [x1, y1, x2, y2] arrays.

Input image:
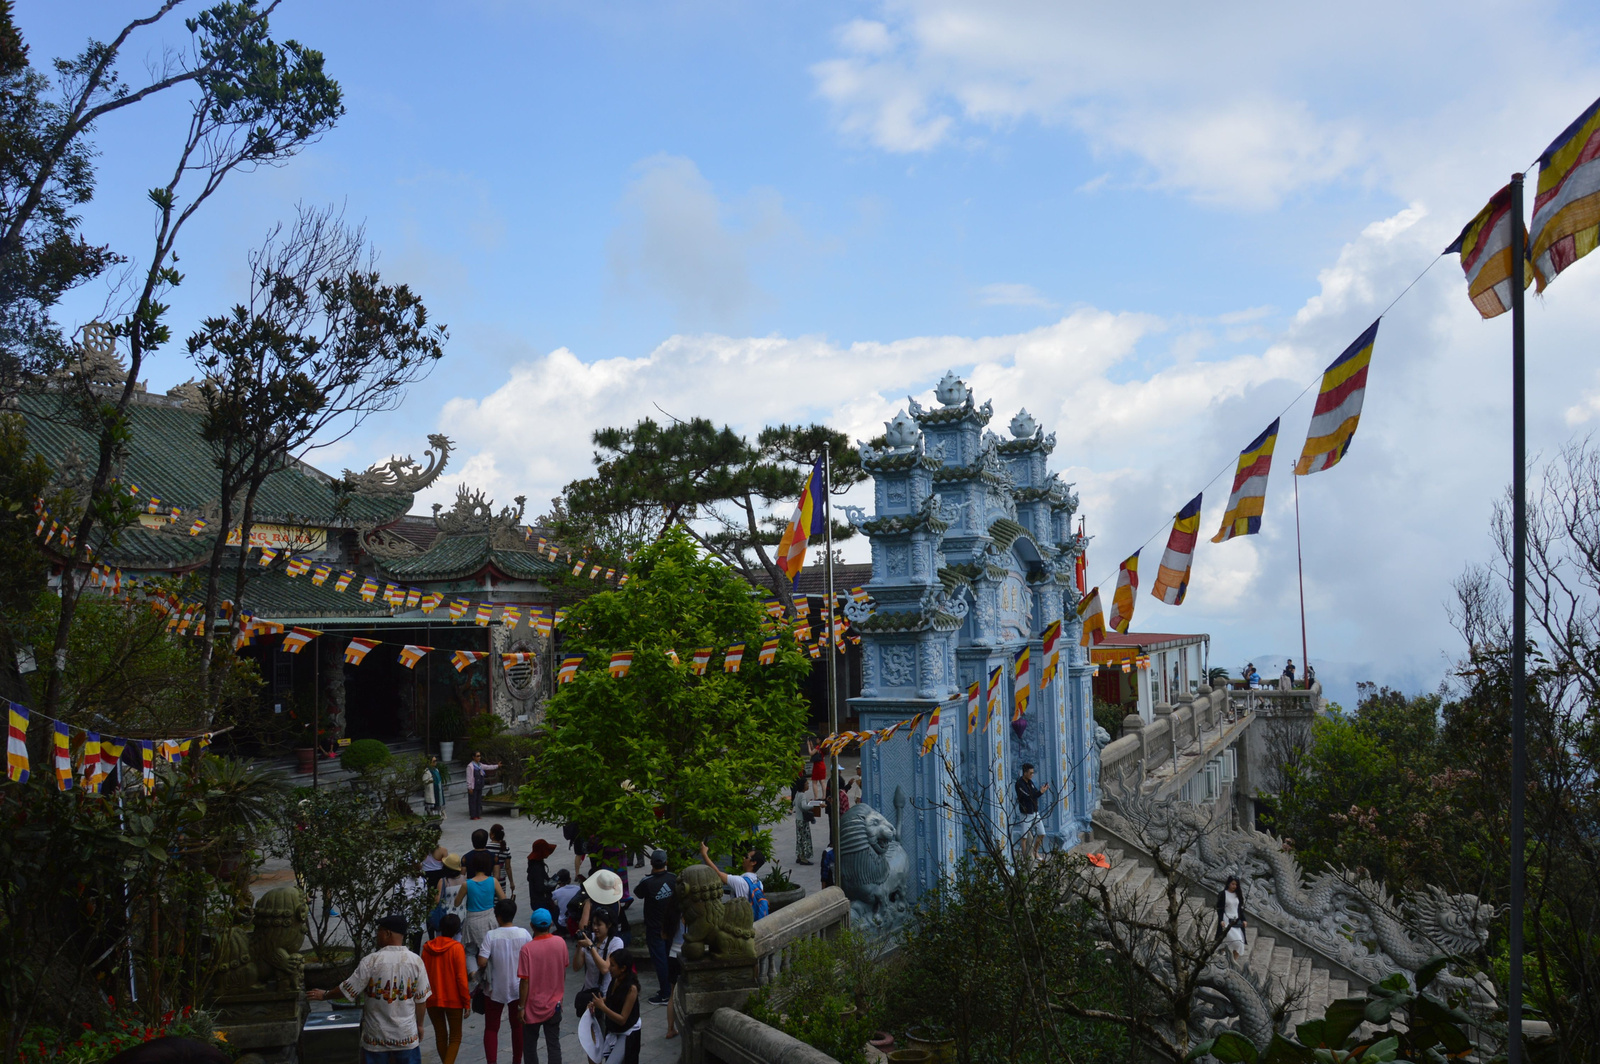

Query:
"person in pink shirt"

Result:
[[517, 907, 568, 1063]]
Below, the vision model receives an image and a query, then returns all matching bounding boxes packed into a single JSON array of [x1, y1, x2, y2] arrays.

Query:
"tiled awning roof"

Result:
[[373, 533, 560, 582]]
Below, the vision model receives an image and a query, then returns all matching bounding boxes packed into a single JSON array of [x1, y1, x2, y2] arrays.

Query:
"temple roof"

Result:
[[239, 569, 396, 620], [372, 533, 560, 582]]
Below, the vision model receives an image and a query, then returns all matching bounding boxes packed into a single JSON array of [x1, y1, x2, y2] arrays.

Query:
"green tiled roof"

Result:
[[97, 525, 216, 570], [239, 569, 396, 620], [18, 392, 413, 530], [374, 534, 559, 582]]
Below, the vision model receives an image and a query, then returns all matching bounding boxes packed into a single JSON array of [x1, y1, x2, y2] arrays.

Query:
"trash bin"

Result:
[[299, 1008, 362, 1064]]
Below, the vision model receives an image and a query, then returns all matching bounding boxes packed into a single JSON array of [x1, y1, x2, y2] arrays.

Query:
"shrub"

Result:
[[16, 1001, 222, 1064], [340, 738, 391, 774], [762, 864, 798, 892], [746, 931, 880, 1064], [479, 734, 536, 790]]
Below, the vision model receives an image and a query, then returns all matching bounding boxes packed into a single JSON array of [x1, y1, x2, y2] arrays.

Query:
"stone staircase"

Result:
[[1075, 837, 1354, 1035]]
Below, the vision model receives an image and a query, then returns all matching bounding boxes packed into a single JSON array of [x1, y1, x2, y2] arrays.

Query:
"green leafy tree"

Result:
[[517, 526, 811, 862]]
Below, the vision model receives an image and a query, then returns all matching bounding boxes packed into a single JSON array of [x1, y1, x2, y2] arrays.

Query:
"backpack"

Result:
[[741, 873, 768, 920]]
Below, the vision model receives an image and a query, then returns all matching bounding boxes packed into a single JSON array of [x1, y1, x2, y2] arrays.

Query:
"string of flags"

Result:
[[6, 700, 215, 795]]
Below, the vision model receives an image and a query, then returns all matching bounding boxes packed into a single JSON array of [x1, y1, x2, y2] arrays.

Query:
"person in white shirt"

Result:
[[308, 914, 431, 1063], [478, 898, 533, 1064]]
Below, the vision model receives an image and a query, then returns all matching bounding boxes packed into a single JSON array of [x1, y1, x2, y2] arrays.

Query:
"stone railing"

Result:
[[701, 1007, 842, 1064], [1098, 685, 1252, 801], [678, 887, 852, 1064], [1225, 683, 1322, 718]]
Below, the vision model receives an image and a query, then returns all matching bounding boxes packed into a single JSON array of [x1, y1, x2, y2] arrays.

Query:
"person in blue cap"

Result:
[[517, 907, 568, 1063]]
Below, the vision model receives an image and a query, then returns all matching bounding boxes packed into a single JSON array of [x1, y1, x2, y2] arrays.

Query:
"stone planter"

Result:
[[300, 953, 357, 993], [439, 741, 454, 762], [764, 886, 807, 913], [906, 1025, 956, 1063], [887, 1050, 932, 1063]]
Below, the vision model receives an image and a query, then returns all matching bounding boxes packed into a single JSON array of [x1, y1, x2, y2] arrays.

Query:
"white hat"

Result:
[[583, 868, 624, 905]]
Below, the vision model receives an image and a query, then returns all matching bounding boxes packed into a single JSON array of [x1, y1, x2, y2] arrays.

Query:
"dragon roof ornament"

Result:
[[341, 434, 452, 498]]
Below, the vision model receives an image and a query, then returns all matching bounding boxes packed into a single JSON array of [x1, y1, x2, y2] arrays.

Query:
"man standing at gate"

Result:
[[1015, 763, 1048, 862]]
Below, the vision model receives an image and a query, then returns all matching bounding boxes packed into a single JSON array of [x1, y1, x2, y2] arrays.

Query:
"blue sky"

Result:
[[25, 1, 1600, 708]]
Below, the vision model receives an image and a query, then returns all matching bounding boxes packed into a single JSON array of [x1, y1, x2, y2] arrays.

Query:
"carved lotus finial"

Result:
[[883, 410, 921, 452], [934, 370, 968, 407], [1009, 408, 1038, 439]]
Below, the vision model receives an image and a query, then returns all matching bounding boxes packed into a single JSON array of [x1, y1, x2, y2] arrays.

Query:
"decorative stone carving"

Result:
[[679, 864, 756, 961], [341, 434, 452, 497], [214, 886, 309, 996], [1009, 409, 1038, 439], [839, 803, 911, 936], [883, 410, 921, 452], [935, 369, 969, 407], [885, 546, 909, 576], [880, 645, 916, 687]]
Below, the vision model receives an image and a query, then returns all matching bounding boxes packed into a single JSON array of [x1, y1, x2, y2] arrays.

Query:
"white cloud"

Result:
[[976, 282, 1055, 308]]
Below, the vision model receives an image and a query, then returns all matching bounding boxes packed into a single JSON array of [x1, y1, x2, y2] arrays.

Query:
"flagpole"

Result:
[[1508, 171, 1528, 1064], [1293, 474, 1309, 684], [823, 443, 841, 863]]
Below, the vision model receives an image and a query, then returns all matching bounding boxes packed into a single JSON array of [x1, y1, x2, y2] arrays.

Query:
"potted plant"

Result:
[[761, 864, 807, 912]]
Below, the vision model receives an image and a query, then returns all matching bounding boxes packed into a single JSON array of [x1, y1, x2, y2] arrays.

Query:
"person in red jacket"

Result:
[[421, 913, 470, 1064]]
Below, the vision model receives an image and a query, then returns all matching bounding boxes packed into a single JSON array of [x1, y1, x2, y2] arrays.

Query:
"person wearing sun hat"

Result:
[[576, 867, 624, 942], [526, 839, 558, 920]]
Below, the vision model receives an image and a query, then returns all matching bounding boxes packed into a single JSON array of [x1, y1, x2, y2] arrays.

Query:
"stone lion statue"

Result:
[[840, 803, 911, 936], [679, 864, 756, 961], [213, 886, 309, 996]]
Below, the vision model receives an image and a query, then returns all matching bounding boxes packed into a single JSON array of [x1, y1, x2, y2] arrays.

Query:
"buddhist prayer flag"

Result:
[[1150, 493, 1203, 605], [452, 650, 489, 671], [344, 638, 380, 665], [534, 612, 553, 637], [554, 608, 569, 628], [617, 574, 629, 587], [187, 517, 208, 536], [312, 565, 332, 586], [286, 557, 312, 577], [421, 592, 442, 614], [920, 701, 942, 756], [758, 638, 780, 665], [259, 548, 278, 566], [548, 548, 559, 561], [1013, 646, 1031, 720], [404, 588, 421, 609], [609, 651, 633, 678], [1040, 620, 1062, 687], [502, 606, 521, 627], [80, 732, 101, 789], [723, 644, 745, 672], [557, 655, 583, 683], [282, 627, 322, 654], [572, 559, 587, 576], [776, 459, 827, 584], [382, 583, 401, 606], [449, 599, 470, 621], [604, 568, 615, 581], [101, 737, 125, 780], [691, 648, 713, 674], [398, 645, 432, 669], [1295, 321, 1379, 476], [967, 680, 981, 733], [986, 665, 1003, 725], [1446, 184, 1535, 318], [1213, 420, 1280, 543], [475, 604, 494, 626], [1078, 586, 1108, 646], [1107, 551, 1140, 634], [146, 497, 162, 514], [54, 721, 71, 790], [140, 741, 154, 793], [1531, 95, 1600, 290], [588, 565, 602, 579], [851, 586, 868, 603], [665, 649, 680, 665], [502, 651, 534, 668], [359, 578, 379, 602], [334, 571, 354, 592]]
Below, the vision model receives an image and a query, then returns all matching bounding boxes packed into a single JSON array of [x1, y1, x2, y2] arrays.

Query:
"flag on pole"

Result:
[[344, 638, 380, 665], [775, 458, 827, 584], [920, 702, 942, 756], [398, 645, 432, 669], [1212, 420, 1280, 542], [282, 627, 322, 653], [452, 651, 489, 672], [54, 722, 72, 790], [1108, 551, 1140, 633], [609, 651, 633, 677], [1074, 523, 1087, 596], [1078, 586, 1108, 646], [758, 638, 780, 665], [358, 578, 379, 602], [967, 680, 981, 733], [1531, 94, 1600, 290], [557, 655, 583, 683], [691, 648, 712, 675], [140, 741, 154, 793], [475, 604, 494, 626], [1295, 321, 1380, 476], [1040, 620, 1062, 687], [723, 644, 745, 672], [1150, 493, 1203, 605], [334, 571, 354, 592], [986, 665, 1003, 725], [1013, 646, 1031, 720], [449, 599, 470, 621], [1446, 184, 1536, 317], [80, 732, 101, 789]]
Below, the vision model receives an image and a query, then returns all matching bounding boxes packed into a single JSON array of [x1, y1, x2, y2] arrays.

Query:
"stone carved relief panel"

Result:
[[886, 545, 910, 577], [880, 644, 917, 687]]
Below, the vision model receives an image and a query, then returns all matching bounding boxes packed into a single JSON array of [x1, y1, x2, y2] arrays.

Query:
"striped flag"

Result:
[[589, 565, 602, 580], [1077, 586, 1108, 646], [617, 574, 629, 587], [421, 592, 442, 614], [758, 638, 780, 665], [140, 741, 154, 793], [80, 732, 101, 790], [986, 665, 1003, 726], [452, 651, 489, 672], [792, 623, 812, 643], [475, 604, 494, 626], [334, 571, 354, 593], [259, 548, 278, 567], [609, 651, 633, 678], [1013, 646, 1031, 721], [1213, 420, 1280, 542], [604, 568, 615, 582], [344, 638, 380, 665], [187, 517, 208, 536], [920, 701, 942, 756], [665, 649, 680, 666], [502, 606, 522, 627], [449, 599, 470, 621], [691, 648, 713, 675], [503, 651, 535, 668], [1531, 95, 1600, 291], [146, 497, 163, 514], [723, 644, 745, 672], [557, 655, 584, 683], [548, 548, 559, 561], [286, 557, 312, 577], [359, 578, 380, 602], [1295, 321, 1379, 476], [1040, 620, 1062, 687], [311, 565, 332, 586], [533, 611, 553, 637], [101, 738, 125, 786], [1108, 551, 1140, 633], [398, 645, 432, 669], [1447, 184, 1535, 318], [382, 583, 402, 606], [1150, 493, 1203, 605], [54, 721, 72, 791], [572, 559, 586, 577], [282, 627, 322, 654], [775, 459, 827, 584], [967, 680, 981, 733], [794, 598, 810, 620], [404, 588, 421, 609], [554, 608, 569, 628]]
